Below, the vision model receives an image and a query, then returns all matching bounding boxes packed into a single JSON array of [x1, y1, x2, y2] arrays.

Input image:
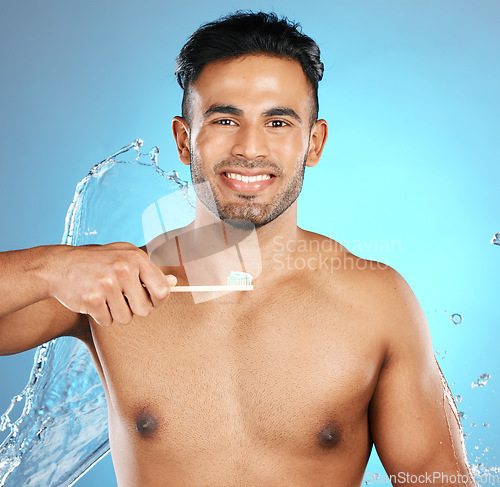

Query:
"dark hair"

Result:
[[175, 11, 324, 124]]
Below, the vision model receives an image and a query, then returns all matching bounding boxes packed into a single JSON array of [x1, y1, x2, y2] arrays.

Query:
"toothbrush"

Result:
[[169, 271, 253, 292]]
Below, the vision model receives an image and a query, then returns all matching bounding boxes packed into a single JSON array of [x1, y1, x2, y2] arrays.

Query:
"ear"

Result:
[[172, 116, 191, 165], [305, 119, 328, 168]]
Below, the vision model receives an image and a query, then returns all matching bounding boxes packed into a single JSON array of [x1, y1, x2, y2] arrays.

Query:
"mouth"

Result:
[[219, 169, 276, 194]]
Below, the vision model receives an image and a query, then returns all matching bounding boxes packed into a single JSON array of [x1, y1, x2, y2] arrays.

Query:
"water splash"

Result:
[[437, 359, 472, 480], [491, 233, 500, 246], [0, 140, 193, 486], [471, 463, 500, 485], [471, 373, 491, 389]]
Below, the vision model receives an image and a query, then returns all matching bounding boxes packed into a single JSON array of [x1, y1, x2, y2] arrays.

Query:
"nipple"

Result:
[[135, 409, 159, 437], [317, 423, 341, 448]]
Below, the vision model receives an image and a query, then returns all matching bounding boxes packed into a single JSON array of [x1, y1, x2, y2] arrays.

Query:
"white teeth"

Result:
[[225, 172, 271, 182]]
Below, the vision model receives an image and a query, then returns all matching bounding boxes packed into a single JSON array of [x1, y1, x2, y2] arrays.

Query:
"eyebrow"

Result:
[[203, 105, 243, 119], [263, 107, 302, 124], [202, 105, 302, 124]]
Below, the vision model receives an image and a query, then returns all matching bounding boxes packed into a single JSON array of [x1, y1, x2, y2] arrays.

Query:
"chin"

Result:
[[219, 204, 284, 229]]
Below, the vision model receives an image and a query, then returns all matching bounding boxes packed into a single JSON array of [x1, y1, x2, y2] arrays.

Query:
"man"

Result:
[[0, 12, 475, 487]]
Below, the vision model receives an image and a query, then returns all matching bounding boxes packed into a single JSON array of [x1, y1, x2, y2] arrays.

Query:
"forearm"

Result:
[[1, 241, 174, 334], [0, 245, 64, 318]]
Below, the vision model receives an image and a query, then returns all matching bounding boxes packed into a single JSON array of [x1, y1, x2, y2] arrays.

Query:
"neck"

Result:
[[180, 199, 303, 285]]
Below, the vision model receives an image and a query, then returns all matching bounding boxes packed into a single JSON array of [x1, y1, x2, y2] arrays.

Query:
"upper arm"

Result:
[[369, 268, 475, 486], [0, 298, 90, 355]]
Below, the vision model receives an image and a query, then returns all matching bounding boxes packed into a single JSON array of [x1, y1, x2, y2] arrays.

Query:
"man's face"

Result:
[[178, 54, 322, 227]]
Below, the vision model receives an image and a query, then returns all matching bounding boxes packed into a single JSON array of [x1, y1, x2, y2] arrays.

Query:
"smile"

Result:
[[220, 170, 276, 194], [225, 172, 272, 182]]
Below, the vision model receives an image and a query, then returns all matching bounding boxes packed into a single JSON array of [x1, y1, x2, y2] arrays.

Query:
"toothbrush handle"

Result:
[[170, 285, 253, 292]]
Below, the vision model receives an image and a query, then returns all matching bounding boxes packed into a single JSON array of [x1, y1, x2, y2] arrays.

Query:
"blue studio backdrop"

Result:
[[0, 1, 498, 485]]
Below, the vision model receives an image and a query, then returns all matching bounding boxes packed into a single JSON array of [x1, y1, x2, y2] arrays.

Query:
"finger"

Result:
[[140, 275, 176, 307], [122, 279, 154, 317], [88, 300, 114, 327], [106, 241, 138, 250], [138, 265, 176, 305], [140, 281, 167, 308], [151, 274, 176, 307], [105, 287, 134, 325]]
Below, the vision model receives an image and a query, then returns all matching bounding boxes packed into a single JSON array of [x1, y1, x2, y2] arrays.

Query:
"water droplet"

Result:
[[459, 411, 468, 419], [472, 373, 491, 388], [491, 233, 500, 246], [475, 445, 479, 450], [471, 422, 477, 427], [451, 313, 462, 325], [484, 447, 490, 452], [436, 350, 440, 355], [456, 394, 462, 402], [483, 423, 489, 428]]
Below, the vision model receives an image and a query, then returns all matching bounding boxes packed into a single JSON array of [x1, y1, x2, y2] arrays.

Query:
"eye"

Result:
[[267, 120, 289, 128], [214, 119, 237, 126]]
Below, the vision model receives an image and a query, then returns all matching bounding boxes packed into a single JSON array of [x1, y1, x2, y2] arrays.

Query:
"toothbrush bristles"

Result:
[[227, 271, 253, 286], [166, 271, 254, 292]]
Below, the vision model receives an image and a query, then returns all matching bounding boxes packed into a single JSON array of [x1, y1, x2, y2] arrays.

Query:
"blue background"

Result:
[[0, 0, 498, 485]]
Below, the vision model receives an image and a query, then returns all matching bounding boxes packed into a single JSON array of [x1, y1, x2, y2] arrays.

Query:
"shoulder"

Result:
[[302, 230, 417, 301], [339, 248, 432, 370], [341, 251, 433, 367], [301, 230, 429, 343], [141, 229, 182, 267], [297, 229, 394, 286], [142, 222, 196, 267]]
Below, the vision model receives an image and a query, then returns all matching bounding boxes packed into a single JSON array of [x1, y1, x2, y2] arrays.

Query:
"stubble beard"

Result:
[[190, 152, 308, 229]]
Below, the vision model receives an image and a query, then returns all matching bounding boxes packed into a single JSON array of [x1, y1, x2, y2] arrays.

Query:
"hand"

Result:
[[48, 242, 176, 326]]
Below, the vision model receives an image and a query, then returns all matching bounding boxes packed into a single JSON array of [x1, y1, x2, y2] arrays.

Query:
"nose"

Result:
[[231, 124, 270, 161]]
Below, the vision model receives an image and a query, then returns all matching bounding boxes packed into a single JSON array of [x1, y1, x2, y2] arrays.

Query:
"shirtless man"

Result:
[[0, 12, 475, 487]]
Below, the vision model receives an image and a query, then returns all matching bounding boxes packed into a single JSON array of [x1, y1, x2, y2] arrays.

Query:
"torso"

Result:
[[81, 230, 393, 486]]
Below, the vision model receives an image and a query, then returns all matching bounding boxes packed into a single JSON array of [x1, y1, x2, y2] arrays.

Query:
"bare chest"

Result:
[[89, 283, 385, 458]]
